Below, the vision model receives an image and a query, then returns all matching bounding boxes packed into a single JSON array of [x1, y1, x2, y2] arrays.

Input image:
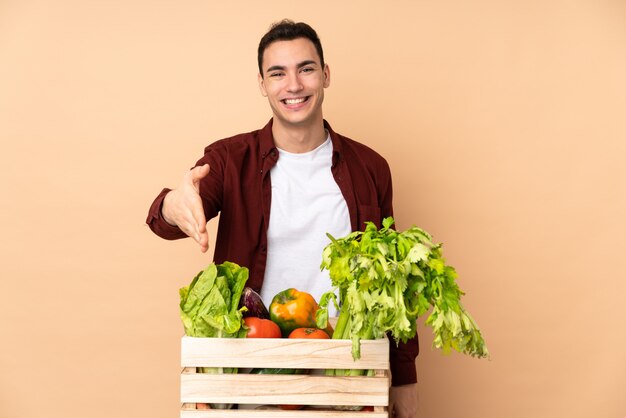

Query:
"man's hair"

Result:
[[257, 19, 325, 76]]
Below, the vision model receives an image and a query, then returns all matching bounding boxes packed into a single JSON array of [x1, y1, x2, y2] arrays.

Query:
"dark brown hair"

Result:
[[257, 19, 325, 77]]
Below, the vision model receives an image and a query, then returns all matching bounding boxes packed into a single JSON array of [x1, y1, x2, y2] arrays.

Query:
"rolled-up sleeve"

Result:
[[146, 188, 189, 240], [389, 334, 419, 386]]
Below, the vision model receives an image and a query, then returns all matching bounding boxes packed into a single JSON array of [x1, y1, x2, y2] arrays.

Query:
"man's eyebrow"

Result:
[[265, 65, 286, 73], [296, 60, 318, 68], [265, 60, 319, 74]]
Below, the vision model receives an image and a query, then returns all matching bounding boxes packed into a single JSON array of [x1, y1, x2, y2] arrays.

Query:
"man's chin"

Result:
[[273, 113, 320, 129]]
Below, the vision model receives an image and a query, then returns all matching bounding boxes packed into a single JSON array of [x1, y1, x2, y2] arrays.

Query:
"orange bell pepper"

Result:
[[269, 288, 323, 337]]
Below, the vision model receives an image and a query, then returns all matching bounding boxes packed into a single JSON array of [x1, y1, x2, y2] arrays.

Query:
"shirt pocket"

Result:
[[357, 205, 381, 229]]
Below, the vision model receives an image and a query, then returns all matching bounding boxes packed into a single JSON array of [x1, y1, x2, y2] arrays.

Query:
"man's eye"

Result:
[[301, 67, 314, 73], [269, 72, 284, 77]]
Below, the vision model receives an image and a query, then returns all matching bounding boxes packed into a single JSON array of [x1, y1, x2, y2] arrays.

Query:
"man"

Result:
[[146, 20, 419, 417]]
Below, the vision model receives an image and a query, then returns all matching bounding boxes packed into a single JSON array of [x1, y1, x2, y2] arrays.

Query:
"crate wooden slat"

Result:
[[181, 336, 389, 369], [180, 409, 388, 418], [181, 373, 388, 405], [180, 335, 390, 417]]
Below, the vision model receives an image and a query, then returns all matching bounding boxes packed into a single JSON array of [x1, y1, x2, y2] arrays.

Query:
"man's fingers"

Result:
[[178, 213, 209, 252], [163, 165, 210, 253], [198, 231, 209, 253], [191, 195, 207, 232], [187, 201, 209, 252], [192, 224, 209, 253]]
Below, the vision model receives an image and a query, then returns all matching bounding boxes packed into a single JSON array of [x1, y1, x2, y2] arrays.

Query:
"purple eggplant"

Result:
[[239, 287, 270, 319]]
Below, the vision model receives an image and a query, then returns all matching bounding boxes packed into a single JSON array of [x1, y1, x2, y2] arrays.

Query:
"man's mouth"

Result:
[[282, 96, 309, 105]]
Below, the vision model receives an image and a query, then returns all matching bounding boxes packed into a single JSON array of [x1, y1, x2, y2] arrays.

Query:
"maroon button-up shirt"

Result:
[[146, 119, 419, 385]]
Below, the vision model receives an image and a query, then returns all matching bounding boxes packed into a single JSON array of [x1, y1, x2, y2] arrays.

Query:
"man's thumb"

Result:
[[191, 163, 210, 180]]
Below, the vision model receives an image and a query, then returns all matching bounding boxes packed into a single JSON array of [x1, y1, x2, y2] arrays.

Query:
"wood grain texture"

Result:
[[180, 336, 390, 415], [180, 409, 388, 418], [180, 336, 390, 369], [180, 373, 388, 405]]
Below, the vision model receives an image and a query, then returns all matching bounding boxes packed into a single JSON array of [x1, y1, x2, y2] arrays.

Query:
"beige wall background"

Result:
[[1, 1, 625, 417]]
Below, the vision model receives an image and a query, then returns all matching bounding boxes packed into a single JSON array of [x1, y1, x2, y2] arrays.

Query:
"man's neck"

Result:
[[271, 118, 327, 153]]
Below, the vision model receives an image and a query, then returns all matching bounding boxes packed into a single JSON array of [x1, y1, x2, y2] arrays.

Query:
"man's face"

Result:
[[258, 38, 330, 129]]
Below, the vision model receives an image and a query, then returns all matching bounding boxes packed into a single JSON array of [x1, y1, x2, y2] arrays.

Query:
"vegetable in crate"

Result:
[[269, 288, 332, 337], [288, 327, 330, 339], [243, 317, 281, 338], [179, 261, 249, 409], [238, 287, 271, 319], [316, 217, 489, 363], [179, 262, 248, 339]]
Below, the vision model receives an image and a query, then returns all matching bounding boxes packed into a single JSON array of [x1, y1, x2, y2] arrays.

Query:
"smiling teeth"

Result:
[[284, 97, 306, 104]]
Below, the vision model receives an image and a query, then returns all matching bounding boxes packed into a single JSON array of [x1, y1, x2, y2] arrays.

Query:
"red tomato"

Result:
[[244, 317, 281, 338], [288, 327, 330, 339]]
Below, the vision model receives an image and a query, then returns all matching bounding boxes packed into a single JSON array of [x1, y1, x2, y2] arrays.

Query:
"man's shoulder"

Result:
[[332, 129, 389, 166]]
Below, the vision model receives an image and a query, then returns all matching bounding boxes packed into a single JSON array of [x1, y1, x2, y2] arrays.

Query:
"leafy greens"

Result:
[[179, 261, 249, 339], [316, 217, 489, 362], [179, 260, 249, 405]]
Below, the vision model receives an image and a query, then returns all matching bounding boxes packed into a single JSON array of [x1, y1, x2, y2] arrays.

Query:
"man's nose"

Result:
[[286, 73, 303, 92]]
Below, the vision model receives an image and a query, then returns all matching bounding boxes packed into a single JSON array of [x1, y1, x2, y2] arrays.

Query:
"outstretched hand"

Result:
[[162, 164, 211, 252]]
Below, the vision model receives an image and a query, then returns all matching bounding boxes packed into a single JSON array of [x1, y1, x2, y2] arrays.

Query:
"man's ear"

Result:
[[258, 73, 268, 97], [323, 64, 331, 88]]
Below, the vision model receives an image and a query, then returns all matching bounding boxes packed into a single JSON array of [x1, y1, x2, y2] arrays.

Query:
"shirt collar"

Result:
[[260, 118, 344, 164], [324, 119, 344, 167], [259, 118, 276, 158]]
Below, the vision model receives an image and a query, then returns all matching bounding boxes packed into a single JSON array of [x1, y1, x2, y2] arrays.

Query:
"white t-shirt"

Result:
[[260, 134, 351, 317]]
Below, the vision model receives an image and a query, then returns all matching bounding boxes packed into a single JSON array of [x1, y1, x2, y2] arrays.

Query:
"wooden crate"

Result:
[[180, 336, 390, 417]]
